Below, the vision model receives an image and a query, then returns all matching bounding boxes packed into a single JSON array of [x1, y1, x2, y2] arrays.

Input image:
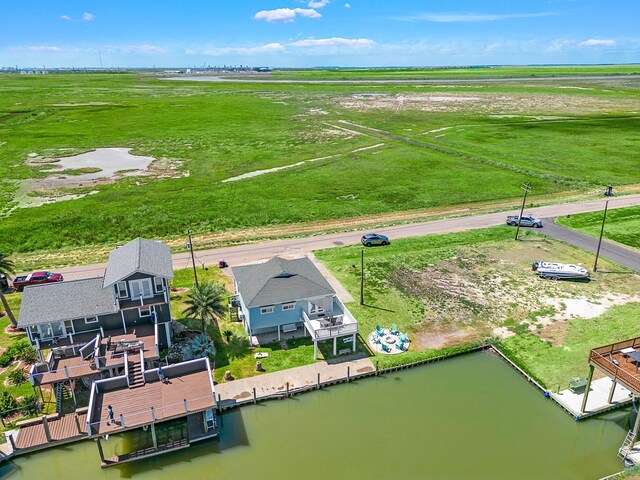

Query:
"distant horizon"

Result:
[[3, 62, 640, 72]]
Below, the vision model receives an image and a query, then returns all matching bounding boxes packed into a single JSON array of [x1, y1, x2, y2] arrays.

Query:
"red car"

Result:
[[12, 271, 64, 291]]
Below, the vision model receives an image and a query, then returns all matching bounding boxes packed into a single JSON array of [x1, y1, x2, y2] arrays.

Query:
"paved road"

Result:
[[541, 219, 640, 273], [53, 194, 640, 281]]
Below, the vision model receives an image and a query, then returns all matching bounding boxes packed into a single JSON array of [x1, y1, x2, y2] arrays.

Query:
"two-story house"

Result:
[[19, 238, 174, 387], [232, 256, 358, 359]]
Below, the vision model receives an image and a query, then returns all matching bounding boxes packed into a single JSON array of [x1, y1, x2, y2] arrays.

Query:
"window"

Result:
[[153, 277, 164, 293], [116, 282, 128, 299], [129, 278, 153, 299], [260, 306, 274, 314], [282, 303, 295, 311], [84, 317, 99, 324], [139, 306, 152, 317], [310, 303, 325, 315]]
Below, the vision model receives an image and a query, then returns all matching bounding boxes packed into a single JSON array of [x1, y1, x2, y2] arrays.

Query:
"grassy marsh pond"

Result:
[[0, 352, 626, 479]]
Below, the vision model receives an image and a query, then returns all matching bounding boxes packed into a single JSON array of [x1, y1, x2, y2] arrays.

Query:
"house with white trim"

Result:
[[232, 256, 358, 359]]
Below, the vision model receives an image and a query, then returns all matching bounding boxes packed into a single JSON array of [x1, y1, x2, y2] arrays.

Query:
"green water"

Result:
[[0, 352, 627, 479]]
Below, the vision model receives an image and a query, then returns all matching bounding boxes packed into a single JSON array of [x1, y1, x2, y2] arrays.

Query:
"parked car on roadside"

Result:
[[506, 214, 543, 228], [361, 233, 390, 247], [12, 271, 63, 291]]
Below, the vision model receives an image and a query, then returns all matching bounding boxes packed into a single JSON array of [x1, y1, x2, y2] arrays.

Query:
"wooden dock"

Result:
[[12, 411, 87, 452], [101, 438, 190, 468]]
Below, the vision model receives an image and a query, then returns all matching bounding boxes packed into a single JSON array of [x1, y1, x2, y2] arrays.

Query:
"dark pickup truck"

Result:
[[12, 271, 64, 291]]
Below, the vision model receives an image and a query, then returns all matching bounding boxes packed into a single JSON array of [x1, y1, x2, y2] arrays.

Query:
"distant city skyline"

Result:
[[1, 0, 638, 68]]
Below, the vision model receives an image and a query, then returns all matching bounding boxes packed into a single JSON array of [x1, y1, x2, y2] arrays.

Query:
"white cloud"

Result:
[[579, 39, 616, 46], [344, 3, 351, 8], [27, 46, 62, 52], [398, 12, 555, 22], [60, 15, 71, 21], [202, 43, 286, 56], [254, 8, 321, 23], [289, 37, 375, 48], [308, 0, 330, 8], [121, 44, 166, 54], [82, 12, 95, 22]]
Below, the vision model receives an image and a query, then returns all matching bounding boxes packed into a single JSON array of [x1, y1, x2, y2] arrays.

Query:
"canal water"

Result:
[[0, 351, 627, 479]]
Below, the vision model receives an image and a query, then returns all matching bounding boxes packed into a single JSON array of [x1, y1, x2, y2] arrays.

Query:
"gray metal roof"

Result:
[[232, 257, 335, 308], [103, 238, 173, 288], [17, 278, 119, 327]]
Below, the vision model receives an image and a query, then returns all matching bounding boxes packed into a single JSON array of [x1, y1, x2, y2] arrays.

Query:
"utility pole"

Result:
[[515, 183, 532, 241], [593, 200, 609, 272], [187, 228, 199, 287], [360, 250, 364, 305]]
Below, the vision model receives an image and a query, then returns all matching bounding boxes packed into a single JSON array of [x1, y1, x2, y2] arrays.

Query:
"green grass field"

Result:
[[316, 227, 640, 379], [557, 206, 640, 249], [1, 68, 639, 259], [270, 64, 640, 80]]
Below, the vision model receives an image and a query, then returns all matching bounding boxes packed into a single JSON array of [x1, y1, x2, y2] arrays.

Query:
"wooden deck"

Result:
[[101, 438, 189, 468], [90, 369, 215, 435], [34, 324, 159, 385], [14, 411, 87, 450], [590, 337, 640, 394]]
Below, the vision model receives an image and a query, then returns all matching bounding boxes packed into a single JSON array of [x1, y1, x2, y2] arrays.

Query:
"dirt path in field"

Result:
[[221, 143, 384, 182]]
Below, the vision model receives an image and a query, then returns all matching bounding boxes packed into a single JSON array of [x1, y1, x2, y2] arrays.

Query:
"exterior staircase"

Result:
[[618, 430, 636, 459], [127, 354, 144, 388]]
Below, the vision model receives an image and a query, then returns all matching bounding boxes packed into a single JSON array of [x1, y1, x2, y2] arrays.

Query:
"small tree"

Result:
[[0, 250, 17, 328], [0, 390, 17, 412], [223, 330, 233, 343], [182, 281, 227, 334]]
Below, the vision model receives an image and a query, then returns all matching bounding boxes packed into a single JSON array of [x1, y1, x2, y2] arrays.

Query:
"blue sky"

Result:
[[1, 0, 638, 68]]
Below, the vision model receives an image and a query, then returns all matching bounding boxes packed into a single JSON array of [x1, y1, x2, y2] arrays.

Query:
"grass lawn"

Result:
[[500, 302, 640, 390], [316, 226, 640, 374], [2, 72, 640, 265], [557, 206, 640, 249]]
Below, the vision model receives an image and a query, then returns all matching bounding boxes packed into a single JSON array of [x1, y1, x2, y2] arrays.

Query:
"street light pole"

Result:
[[360, 250, 364, 306], [187, 228, 199, 287], [593, 200, 609, 272], [515, 183, 531, 241]]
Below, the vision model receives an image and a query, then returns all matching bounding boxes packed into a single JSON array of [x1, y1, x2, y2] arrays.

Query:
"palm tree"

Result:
[[182, 281, 227, 334], [0, 251, 17, 328]]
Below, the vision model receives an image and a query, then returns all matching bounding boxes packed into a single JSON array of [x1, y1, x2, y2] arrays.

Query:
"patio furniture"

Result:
[[390, 324, 399, 335], [569, 377, 587, 393], [399, 333, 409, 343], [376, 325, 385, 336], [621, 347, 636, 356], [381, 343, 391, 353], [609, 353, 620, 366], [396, 342, 405, 351], [254, 352, 269, 359], [627, 351, 640, 369]]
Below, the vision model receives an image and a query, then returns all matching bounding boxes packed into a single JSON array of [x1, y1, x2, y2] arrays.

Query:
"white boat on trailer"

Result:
[[532, 261, 590, 280]]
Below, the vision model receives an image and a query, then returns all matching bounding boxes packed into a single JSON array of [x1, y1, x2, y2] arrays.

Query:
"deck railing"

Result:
[[589, 350, 640, 393], [301, 310, 358, 341], [87, 394, 215, 435]]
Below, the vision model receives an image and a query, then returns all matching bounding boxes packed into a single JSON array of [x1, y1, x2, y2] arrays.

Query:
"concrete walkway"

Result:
[[215, 356, 374, 407], [543, 219, 640, 273], [550, 377, 633, 419]]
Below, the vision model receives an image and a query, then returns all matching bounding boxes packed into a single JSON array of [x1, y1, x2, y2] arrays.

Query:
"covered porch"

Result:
[[302, 298, 358, 359]]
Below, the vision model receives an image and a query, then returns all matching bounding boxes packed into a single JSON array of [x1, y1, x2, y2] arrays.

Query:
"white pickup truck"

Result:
[[506, 214, 543, 228]]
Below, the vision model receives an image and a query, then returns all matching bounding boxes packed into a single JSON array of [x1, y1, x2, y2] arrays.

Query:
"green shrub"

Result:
[[18, 347, 38, 364], [19, 394, 39, 415], [8, 368, 26, 386], [0, 352, 13, 368], [0, 390, 17, 412]]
